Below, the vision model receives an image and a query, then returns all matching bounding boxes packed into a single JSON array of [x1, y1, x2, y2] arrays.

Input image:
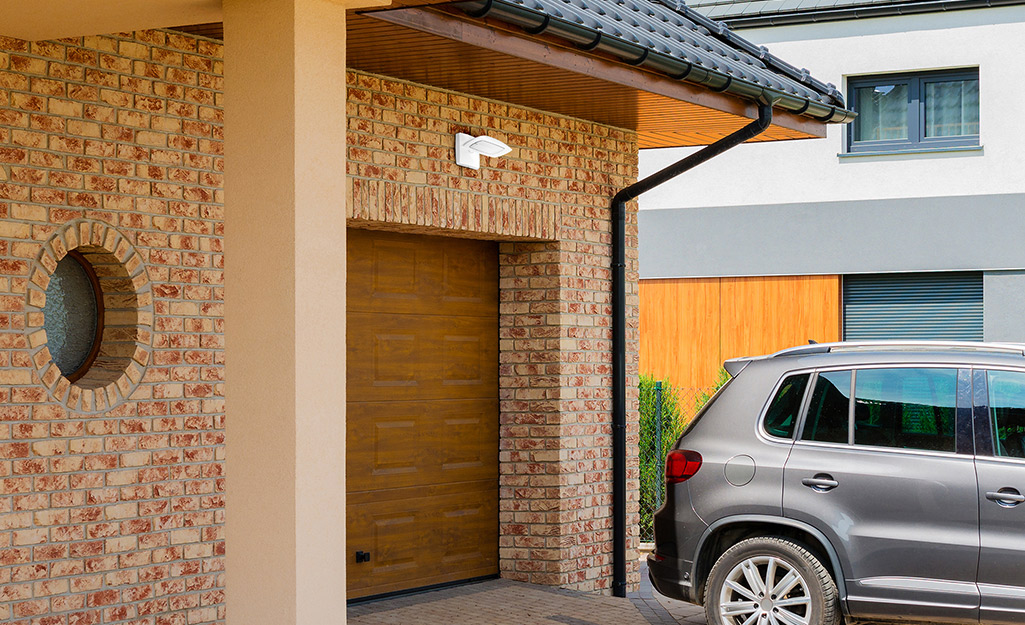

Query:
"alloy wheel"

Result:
[[717, 555, 811, 625]]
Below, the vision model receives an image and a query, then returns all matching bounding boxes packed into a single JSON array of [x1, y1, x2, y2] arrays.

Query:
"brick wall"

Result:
[[0, 34, 639, 625], [0, 30, 224, 624], [346, 69, 641, 592]]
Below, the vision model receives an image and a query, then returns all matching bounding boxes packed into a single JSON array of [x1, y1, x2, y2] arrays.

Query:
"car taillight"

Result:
[[665, 450, 702, 484]]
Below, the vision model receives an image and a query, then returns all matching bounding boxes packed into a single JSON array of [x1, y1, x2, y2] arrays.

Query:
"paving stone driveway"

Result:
[[347, 562, 707, 625]]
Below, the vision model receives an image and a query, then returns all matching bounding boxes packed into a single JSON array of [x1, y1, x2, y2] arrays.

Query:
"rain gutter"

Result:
[[610, 100, 775, 597], [455, 0, 854, 122]]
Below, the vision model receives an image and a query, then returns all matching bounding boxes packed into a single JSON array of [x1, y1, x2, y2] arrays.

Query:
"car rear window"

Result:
[[802, 370, 852, 444], [763, 374, 809, 439], [854, 368, 956, 453]]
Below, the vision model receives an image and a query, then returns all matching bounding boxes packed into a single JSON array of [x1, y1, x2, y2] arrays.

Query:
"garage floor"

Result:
[[346, 561, 707, 625]]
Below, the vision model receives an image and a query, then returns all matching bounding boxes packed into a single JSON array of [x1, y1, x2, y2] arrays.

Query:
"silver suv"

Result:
[[647, 341, 1025, 625]]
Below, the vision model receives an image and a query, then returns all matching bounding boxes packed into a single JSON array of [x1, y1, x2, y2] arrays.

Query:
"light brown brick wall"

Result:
[[0, 30, 224, 624], [0, 34, 639, 625], [347, 69, 641, 593]]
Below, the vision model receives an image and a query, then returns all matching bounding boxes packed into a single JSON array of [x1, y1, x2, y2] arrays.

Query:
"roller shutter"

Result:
[[843, 272, 983, 341]]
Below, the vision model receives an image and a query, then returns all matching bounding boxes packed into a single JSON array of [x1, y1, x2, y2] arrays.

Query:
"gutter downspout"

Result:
[[610, 100, 774, 598]]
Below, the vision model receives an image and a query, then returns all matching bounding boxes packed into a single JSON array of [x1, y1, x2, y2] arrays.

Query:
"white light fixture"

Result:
[[455, 132, 512, 170]]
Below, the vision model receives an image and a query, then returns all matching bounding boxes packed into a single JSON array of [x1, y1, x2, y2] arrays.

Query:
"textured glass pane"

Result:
[[853, 83, 908, 141], [44, 255, 99, 376], [925, 79, 979, 137]]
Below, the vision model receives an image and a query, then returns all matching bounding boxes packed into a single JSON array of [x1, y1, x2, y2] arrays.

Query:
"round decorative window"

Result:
[[43, 251, 103, 382], [26, 220, 153, 413]]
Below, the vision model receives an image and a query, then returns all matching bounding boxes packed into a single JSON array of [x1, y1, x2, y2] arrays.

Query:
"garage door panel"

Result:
[[348, 399, 498, 493], [363, 510, 420, 576], [347, 234, 424, 313], [347, 483, 499, 598], [348, 229, 498, 599], [349, 313, 497, 402], [442, 246, 493, 304], [434, 322, 497, 392], [436, 494, 498, 567], [441, 416, 489, 469], [370, 239, 420, 300], [370, 332, 419, 387], [348, 229, 497, 317], [442, 334, 487, 386], [435, 399, 499, 477], [347, 401, 425, 493]]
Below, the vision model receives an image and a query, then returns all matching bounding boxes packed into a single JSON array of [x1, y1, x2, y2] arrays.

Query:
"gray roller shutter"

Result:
[[843, 273, 983, 341]]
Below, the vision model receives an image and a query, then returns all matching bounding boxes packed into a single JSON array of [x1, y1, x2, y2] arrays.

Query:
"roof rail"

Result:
[[724, 341, 1025, 377], [770, 340, 1025, 358]]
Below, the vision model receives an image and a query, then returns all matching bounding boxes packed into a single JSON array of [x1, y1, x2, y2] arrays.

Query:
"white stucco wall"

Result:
[[638, 6, 1025, 209]]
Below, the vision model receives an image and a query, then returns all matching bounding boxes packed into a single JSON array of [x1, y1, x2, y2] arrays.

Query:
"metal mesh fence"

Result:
[[639, 376, 723, 542]]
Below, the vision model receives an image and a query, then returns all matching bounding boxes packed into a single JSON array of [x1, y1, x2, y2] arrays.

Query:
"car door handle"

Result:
[[802, 475, 839, 491], [986, 489, 1025, 506]]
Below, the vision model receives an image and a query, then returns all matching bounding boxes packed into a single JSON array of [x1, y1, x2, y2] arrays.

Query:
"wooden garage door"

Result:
[[346, 229, 499, 599]]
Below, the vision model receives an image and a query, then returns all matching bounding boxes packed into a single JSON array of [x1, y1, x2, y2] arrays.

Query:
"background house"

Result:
[[0, 0, 849, 623], [639, 0, 1025, 391]]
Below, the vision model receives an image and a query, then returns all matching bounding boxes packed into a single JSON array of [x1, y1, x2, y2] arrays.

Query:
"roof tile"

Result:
[[456, 0, 852, 119]]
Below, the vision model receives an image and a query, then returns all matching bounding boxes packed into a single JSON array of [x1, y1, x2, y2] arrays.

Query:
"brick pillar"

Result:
[[498, 156, 641, 592]]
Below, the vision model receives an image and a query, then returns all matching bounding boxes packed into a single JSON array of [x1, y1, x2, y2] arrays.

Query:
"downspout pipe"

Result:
[[610, 100, 774, 598]]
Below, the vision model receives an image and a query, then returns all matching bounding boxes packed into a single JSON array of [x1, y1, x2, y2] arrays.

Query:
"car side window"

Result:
[[987, 370, 1025, 459], [763, 374, 810, 439], [802, 370, 851, 444], [853, 368, 957, 453]]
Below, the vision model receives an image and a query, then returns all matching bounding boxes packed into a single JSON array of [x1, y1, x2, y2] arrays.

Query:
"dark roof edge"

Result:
[[719, 0, 1025, 29], [656, 0, 845, 107], [455, 0, 855, 122]]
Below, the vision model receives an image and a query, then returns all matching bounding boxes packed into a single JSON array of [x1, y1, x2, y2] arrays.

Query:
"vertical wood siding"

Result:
[[640, 275, 841, 389]]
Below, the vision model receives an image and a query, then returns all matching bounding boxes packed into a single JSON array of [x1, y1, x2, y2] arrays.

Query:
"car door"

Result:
[[974, 368, 1025, 624], [783, 367, 980, 623]]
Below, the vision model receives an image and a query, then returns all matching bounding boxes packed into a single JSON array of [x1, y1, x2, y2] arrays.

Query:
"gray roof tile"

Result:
[[739, 1, 767, 15], [455, 0, 852, 120], [778, 0, 807, 11]]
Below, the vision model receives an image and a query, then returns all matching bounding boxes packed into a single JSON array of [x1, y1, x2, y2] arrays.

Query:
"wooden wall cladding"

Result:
[[640, 275, 840, 390], [639, 278, 721, 391]]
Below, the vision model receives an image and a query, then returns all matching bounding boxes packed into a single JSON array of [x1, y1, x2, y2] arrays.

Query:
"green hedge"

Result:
[[639, 374, 685, 541], [638, 369, 730, 541]]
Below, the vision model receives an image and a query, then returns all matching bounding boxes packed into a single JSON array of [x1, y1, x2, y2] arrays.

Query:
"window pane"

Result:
[[764, 374, 809, 439], [802, 370, 851, 444], [988, 370, 1025, 459], [44, 254, 100, 377], [925, 79, 979, 138], [854, 368, 956, 452], [854, 83, 908, 141]]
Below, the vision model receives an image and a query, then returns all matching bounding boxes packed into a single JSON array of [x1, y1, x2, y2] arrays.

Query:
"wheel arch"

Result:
[[691, 515, 849, 606]]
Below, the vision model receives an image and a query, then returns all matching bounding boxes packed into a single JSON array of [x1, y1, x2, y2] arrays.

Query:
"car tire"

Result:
[[704, 536, 841, 625]]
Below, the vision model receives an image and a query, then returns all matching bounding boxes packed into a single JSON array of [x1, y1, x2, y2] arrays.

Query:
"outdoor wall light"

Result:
[[455, 132, 512, 170]]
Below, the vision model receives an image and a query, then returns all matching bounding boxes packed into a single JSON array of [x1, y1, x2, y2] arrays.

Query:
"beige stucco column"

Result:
[[223, 0, 365, 622]]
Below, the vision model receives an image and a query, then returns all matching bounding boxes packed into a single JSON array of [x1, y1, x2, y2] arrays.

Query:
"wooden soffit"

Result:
[[348, 6, 826, 147], [165, 2, 828, 147]]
